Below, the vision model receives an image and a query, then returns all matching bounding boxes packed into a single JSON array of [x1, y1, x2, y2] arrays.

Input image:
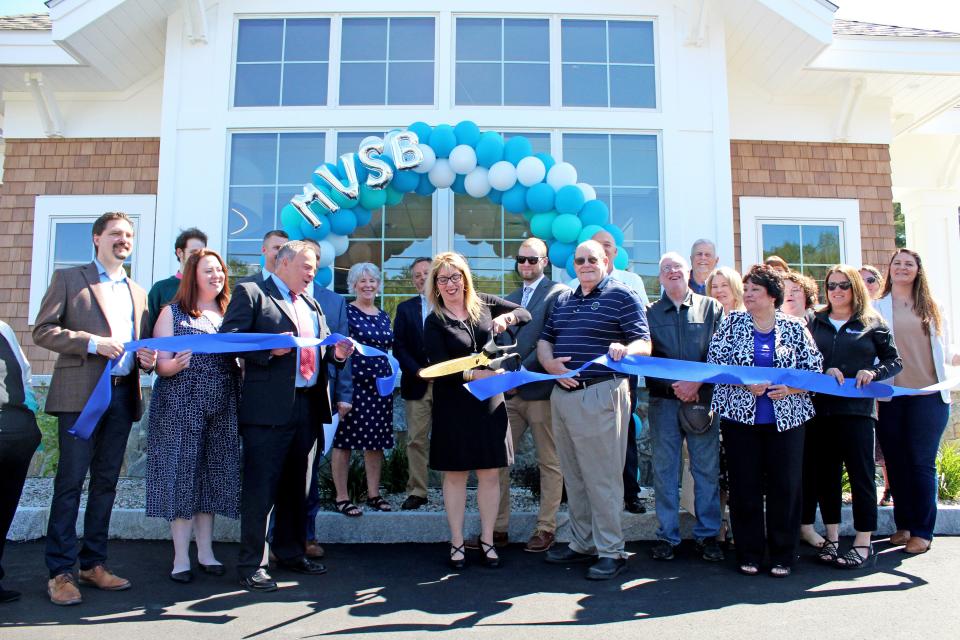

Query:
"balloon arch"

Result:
[[279, 121, 629, 288]]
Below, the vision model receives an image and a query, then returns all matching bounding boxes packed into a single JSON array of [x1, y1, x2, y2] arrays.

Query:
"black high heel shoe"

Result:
[[449, 543, 466, 570], [479, 540, 501, 569], [836, 543, 876, 569]]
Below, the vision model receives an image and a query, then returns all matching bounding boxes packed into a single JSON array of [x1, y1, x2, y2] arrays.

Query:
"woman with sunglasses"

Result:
[[874, 249, 960, 555], [859, 265, 883, 300], [806, 265, 901, 568]]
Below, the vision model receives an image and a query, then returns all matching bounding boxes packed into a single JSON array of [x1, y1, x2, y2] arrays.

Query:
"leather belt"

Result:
[[556, 374, 625, 392], [110, 375, 133, 387]]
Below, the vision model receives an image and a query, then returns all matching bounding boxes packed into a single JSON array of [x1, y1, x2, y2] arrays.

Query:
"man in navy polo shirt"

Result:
[[538, 239, 651, 580]]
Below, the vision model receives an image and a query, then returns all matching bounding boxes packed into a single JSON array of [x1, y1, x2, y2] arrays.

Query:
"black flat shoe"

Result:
[[401, 495, 428, 511], [199, 563, 226, 576], [170, 570, 193, 584], [836, 543, 876, 569], [449, 543, 466, 570], [545, 545, 598, 564], [479, 540, 501, 569], [276, 557, 327, 575], [239, 568, 277, 592], [587, 557, 627, 580], [769, 564, 792, 578]]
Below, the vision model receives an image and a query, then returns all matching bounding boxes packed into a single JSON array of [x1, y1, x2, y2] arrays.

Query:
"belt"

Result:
[[556, 374, 625, 392], [110, 375, 133, 387]]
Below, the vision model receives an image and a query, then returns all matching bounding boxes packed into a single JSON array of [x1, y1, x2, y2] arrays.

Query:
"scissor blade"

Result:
[[418, 353, 489, 378]]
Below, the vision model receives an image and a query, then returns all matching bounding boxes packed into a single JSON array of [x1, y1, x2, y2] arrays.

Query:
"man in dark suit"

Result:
[[220, 240, 354, 592], [394, 257, 433, 511], [32, 212, 157, 606], [235, 229, 289, 287], [492, 238, 568, 552]]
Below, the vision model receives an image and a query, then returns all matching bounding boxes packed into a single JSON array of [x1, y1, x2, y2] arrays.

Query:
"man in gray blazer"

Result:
[[492, 238, 568, 552]]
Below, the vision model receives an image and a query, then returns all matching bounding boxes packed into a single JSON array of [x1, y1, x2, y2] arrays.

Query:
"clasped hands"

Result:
[[95, 337, 157, 371], [270, 332, 355, 361]]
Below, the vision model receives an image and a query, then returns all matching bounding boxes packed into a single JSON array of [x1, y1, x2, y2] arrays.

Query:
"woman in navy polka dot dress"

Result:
[[331, 263, 395, 516]]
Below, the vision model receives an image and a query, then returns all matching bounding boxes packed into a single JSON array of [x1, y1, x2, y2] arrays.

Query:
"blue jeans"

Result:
[[649, 397, 721, 545]]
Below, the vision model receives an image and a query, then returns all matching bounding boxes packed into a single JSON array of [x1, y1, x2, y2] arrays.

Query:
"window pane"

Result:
[[507, 132, 551, 155], [563, 134, 610, 186], [456, 62, 501, 105], [611, 135, 658, 186], [385, 195, 432, 238], [337, 131, 382, 156], [763, 225, 801, 263], [341, 18, 388, 61], [234, 64, 281, 107], [611, 187, 659, 243], [454, 237, 507, 295], [352, 208, 384, 239], [281, 63, 328, 106], [54, 222, 94, 264], [562, 64, 607, 107], [228, 186, 277, 242], [237, 19, 283, 62], [454, 199, 501, 239], [504, 63, 549, 106], [277, 132, 326, 185], [561, 20, 607, 63], [389, 17, 435, 61], [608, 21, 654, 64], [456, 18, 501, 61], [801, 225, 841, 264], [610, 65, 656, 108], [284, 18, 330, 62], [384, 238, 434, 293], [388, 62, 434, 105], [340, 62, 387, 104], [230, 134, 277, 185], [504, 19, 549, 62]]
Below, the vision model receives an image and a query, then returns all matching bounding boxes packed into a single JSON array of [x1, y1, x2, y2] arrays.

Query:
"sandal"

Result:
[[334, 499, 362, 517], [479, 540, 501, 569], [738, 562, 759, 576], [836, 543, 876, 569], [366, 495, 393, 512], [818, 539, 839, 564], [449, 543, 466, 570], [769, 564, 792, 578]]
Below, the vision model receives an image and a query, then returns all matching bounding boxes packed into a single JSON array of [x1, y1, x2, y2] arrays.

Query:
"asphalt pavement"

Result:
[[2, 536, 959, 639]]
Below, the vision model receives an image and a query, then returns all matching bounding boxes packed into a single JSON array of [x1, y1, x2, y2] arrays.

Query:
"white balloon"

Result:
[[315, 240, 336, 268], [488, 160, 518, 192], [428, 159, 456, 189], [328, 233, 349, 256], [359, 135, 383, 149], [464, 167, 492, 198], [413, 144, 435, 174], [546, 162, 578, 190], [577, 182, 597, 201], [516, 156, 546, 187], [448, 144, 478, 175]]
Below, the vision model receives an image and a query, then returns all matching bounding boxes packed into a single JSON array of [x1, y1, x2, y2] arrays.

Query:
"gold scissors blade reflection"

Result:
[[418, 353, 490, 378]]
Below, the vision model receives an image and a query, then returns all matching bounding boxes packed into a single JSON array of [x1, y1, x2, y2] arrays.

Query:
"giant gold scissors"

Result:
[[418, 309, 531, 379]]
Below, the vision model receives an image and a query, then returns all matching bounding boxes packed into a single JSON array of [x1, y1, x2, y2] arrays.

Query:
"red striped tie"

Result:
[[290, 293, 316, 380]]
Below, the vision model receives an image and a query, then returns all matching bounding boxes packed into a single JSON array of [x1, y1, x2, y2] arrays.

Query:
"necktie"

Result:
[[290, 293, 317, 381], [521, 286, 533, 308]]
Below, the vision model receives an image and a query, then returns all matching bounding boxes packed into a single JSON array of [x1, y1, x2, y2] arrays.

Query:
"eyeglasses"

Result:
[[826, 281, 852, 291], [573, 256, 600, 266], [436, 273, 463, 286], [660, 264, 685, 274], [863, 276, 877, 285], [515, 256, 544, 265]]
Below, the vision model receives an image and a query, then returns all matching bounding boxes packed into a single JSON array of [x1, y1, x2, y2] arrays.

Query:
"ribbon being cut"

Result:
[[70, 333, 398, 440]]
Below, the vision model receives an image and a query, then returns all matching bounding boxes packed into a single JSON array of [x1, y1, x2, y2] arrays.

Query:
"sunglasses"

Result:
[[436, 273, 463, 286], [863, 276, 878, 284], [574, 256, 600, 266], [826, 281, 852, 291], [515, 256, 544, 265]]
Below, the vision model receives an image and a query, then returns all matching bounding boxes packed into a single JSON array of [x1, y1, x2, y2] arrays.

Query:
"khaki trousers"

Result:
[[551, 378, 630, 558], [496, 395, 563, 534], [404, 383, 433, 498]]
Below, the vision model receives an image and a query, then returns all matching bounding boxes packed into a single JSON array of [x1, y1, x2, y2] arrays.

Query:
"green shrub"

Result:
[[36, 411, 60, 477], [937, 442, 960, 501], [381, 440, 409, 495]]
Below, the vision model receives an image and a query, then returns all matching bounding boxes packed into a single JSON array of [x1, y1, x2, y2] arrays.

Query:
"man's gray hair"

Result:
[[347, 262, 382, 294], [576, 239, 606, 256], [276, 240, 314, 264], [690, 238, 717, 255], [659, 251, 690, 270]]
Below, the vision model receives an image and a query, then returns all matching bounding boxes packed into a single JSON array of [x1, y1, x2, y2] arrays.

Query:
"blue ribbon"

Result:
[[69, 332, 398, 440], [465, 354, 960, 402]]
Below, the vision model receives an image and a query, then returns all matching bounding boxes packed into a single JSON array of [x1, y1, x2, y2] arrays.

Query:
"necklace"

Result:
[[752, 315, 775, 333]]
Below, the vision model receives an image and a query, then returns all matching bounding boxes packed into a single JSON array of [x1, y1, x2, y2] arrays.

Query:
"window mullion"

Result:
[[384, 17, 391, 106], [329, 15, 343, 107]]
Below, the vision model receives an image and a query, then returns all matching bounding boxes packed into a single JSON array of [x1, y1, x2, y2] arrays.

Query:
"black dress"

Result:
[[425, 293, 519, 471]]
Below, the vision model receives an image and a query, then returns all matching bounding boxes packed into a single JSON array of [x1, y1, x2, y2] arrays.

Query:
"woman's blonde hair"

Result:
[[426, 252, 483, 324], [823, 264, 879, 323], [706, 267, 745, 311]]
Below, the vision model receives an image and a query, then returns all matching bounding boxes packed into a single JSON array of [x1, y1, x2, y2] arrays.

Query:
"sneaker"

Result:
[[697, 537, 725, 562], [649, 540, 676, 561], [48, 573, 82, 606]]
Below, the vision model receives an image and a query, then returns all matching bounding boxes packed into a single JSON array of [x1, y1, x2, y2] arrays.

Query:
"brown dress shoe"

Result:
[[306, 541, 325, 559], [904, 537, 932, 554], [524, 530, 556, 553], [78, 565, 131, 591], [889, 530, 911, 546], [48, 573, 82, 606]]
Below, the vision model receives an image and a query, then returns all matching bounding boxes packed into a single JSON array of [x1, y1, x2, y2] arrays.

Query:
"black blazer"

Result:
[[393, 295, 429, 400], [220, 277, 343, 425], [505, 278, 568, 401]]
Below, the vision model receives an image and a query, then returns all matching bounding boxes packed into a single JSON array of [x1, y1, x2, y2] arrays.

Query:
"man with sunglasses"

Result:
[[538, 240, 651, 580]]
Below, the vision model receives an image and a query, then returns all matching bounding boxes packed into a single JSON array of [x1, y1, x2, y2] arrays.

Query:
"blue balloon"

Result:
[[522, 211, 537, 222], [451, 174, 467, 195], [578, 224, 605, 244], [391, 169, 419, 193], [353, 206, 373, 227], [359, 184, 387, 210], [504, 136, 533, 166], [475, 131, 505, 168], [604, 223, 625, 247], [299, 214, 330, 240], [286, 225, 305, 240], [338, 154, 369, 184], [408, 121, 432, 147], [534, 152, 556, 172], [526, 183, 556, 213], [614, 246, 629, 270], [488, 189, 503, 204], [555, 184, 586, 215], [548, 241, 576, 269], [415, 173, 437, 196], [530, 211, 557, 240], [502, 184, 528, 213], [429, 124, 457, 158], [329, 209, 358, 235], [579, 199, 609, 227], [454, 120, 481, 147], [280, 203, 302, 230], [314, 266, 333, 288], [259, 254, 266, 268], [566, 254, 577, 279]]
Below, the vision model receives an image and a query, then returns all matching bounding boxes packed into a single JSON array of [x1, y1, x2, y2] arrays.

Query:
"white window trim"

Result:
[[29, 195, 157, 325], [739, 196, 861, 271]]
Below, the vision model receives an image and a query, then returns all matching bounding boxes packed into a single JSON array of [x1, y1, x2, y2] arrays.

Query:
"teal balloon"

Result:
[[578, 224, 605, 244], [429, 124, 457, 158], [534, 152, 556, 172], [330, 188, 358, 209], [504, 136, 533, 165], [451, 174, 467, 195], [530, 212, 558, 240], [502, 184, 528, 214], [391, 169, 419, 193], [604, 223, 625, 246], [329, 209, 357, 235], [415, 173, 437, 196], [614, 246, 629, 270], [551, 213, 582, 244], [488, 189, 503, 204], [579, 199, 609, 227], [476, 131, 505, 168], [314, 266, 333, 288], [526, 183, 556, 213], [522, 211, 536, 222], [548, 241, 575, 268], [300, 214, 330, 240], [280, 203, 302, 230], [454, 120, 481, 147], [566, 254, 577, 279], [408, 121, 432, 146], [359, 184, 387, 210], [385, 187, 404, 206], [555, 185, 586, 215], [353, 206, 373, 227], [338, 154, 368, 183]]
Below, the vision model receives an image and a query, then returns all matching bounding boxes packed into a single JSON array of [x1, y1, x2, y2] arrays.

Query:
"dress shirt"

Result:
[[520, 275, 545, 307], [85, 258, 136, 375], [271, 275, 321, 388], [420, 294, 429, 325]]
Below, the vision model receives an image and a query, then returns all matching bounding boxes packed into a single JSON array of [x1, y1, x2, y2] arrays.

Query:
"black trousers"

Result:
[[622, 377, 640, 500], [237, 391, 317, 578], [0, 417, 41, 581], [722, 419, 805, 567], [807, 414, 877, 532], [45, 380, 135, 578], [800, 421, 822, 524]]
